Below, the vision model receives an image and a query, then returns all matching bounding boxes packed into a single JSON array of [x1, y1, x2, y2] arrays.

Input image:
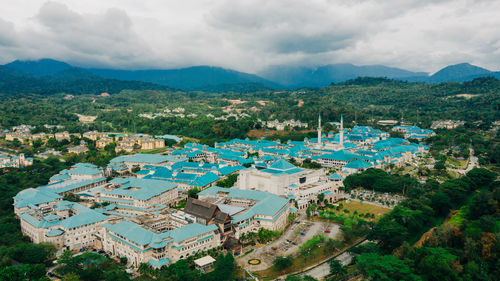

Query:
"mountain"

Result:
[[0, 65, 173, 96], [2, 59, 500, 93], [258, 63, 428, 88], [88, 66, 279, 91], [427, 63, 494, 83], [5, 59, 72, 77]]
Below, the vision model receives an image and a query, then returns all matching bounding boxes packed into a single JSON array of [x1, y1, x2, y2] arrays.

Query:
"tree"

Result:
[[368, 216, 408, 251], [62, 273, 81, 281], [273, 256, 293, 271], [63, 192, 82, 202], [131, 165, 141, 173], [356, 253, 421, 281], [434, 161, 446, 172], [119, 256, 128, 265], [11, 138, 22, 148], [187, 188, 201, 199], [216, 173, 239, 188], [317, 193, 325, 205], [466, 168, 497, 190], [329, 259, 347, 277], [407, 247, 460, 281], [431, 192, 452, 216]]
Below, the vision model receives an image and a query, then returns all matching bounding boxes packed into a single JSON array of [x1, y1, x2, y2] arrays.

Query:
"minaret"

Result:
[[317, 114, 322, 145], [340, 115, 344, 148]]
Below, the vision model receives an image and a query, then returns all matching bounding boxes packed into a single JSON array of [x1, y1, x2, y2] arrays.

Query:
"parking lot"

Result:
[[237, 215, 342, 271]]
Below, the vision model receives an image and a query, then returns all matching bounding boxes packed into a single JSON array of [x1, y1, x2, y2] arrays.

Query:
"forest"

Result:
[[341, 168, 499, 281]]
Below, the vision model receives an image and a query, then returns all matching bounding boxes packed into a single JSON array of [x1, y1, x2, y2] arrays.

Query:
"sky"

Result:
[[0, 0, 499, 74]]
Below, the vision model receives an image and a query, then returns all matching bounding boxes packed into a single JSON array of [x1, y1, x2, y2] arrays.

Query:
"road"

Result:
[[450, 147, 478, 175]]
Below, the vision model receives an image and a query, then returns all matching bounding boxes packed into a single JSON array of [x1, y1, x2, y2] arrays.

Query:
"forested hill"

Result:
[[0, 65, 174, 96], [4, 59, 500, 93], [255, 77, 500, 126]]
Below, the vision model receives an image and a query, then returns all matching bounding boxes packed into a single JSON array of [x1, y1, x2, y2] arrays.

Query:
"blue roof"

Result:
[[46, 228, 64, 237], [191, 172, 220, 187], [59, 208, 108, 229], [199, 186, 289, 223], [314, 150, 361, 162], [268, 159, 297, 170], [344, 160, 372, 169], [37, 177, 106, 194], [49, 174, 71, 182], [103, 221, 217, 247], [62, 166, 102, 176], [329, 173, 344, 180], [218, 165, 245, 176], [14, 188, 62, 208], [105, 178, 177, 200], [168, 223, 218, 242], [110, 154, 185, 164], [103, 221, 155, 246]]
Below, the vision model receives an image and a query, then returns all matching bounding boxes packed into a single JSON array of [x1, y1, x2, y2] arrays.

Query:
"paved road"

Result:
[[450, 147, 478, 176]]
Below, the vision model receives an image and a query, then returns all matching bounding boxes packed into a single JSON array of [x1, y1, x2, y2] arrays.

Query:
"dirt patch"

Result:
[[228, 99, 246, 105], [297, 99, 304, 107], [256, 100, 267, 106], [446, 94, 481, 99]]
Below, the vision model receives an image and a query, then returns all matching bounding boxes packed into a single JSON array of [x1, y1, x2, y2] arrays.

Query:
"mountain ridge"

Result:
[[3, 59, 500, 92]]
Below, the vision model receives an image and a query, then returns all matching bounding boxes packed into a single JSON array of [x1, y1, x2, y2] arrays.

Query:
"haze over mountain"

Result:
[[258, 64, 428, 88], [2, 59, 500, 95], [88, 66, 278, 91]]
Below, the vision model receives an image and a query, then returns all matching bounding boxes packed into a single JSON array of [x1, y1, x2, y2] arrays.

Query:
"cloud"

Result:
[[0, 18, 18, 47], [0, 0, 499, 73]]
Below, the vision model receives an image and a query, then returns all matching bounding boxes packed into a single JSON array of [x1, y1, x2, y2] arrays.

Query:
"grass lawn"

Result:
[[447, 157, 468, 169], [339, 200, 391, 219], [317, 200, 391, 224], [137, 147, 167, 154], [247, 129, 314, 139]]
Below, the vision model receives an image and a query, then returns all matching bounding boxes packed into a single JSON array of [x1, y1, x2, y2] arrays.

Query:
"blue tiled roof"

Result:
[[37, 177, 106, 194], [329, 173, 344, 180], [268, 159, 297, 170], [46, 228, 64, 237], [344, 160, 372, 169], [199, 186, 289, 223], [110, 154, 185, 164], [59, 209, 108, 229], [313, 150, 360, 162], [218, 165, 244, 176], [13, 188, 61, 208], [191, 172, 220, 187], [105, 178, 177, 200]]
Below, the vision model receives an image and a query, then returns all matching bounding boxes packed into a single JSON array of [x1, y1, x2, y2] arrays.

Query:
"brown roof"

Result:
[[214, 211, 230, 224], [223, 236, 242, 251], [184, 198, 219, 221]]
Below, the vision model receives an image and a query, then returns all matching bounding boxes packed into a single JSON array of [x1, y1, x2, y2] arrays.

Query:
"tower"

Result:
[[19, 153, 25, 167], [339, 115, 344, 148], [317, 114, 322, 145]]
